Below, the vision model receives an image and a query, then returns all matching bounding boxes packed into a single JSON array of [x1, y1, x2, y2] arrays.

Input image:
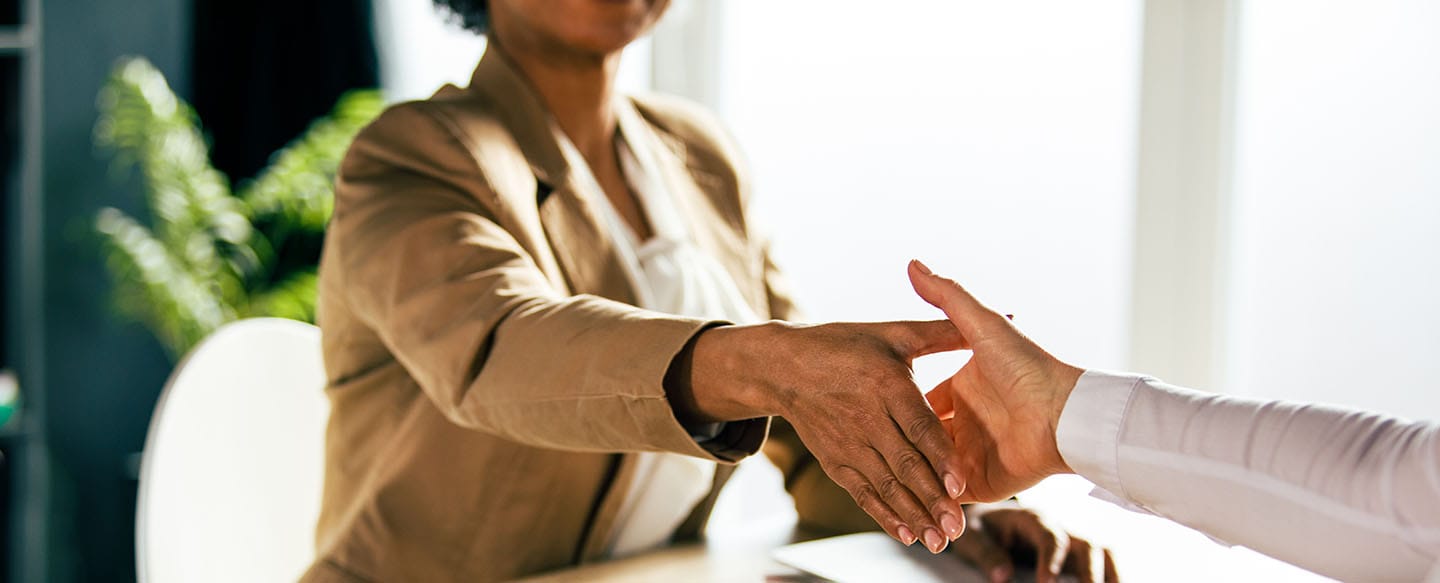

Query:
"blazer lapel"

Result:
[[465, 47, 638, 304], [615, 99, 769, 317], [537, 177, 638, 303]]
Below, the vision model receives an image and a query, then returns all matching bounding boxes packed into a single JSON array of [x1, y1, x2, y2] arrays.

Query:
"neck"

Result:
[[490, 36, 623, 158]]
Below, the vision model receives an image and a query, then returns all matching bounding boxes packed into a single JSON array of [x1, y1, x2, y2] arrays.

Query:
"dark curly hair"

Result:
[[433, 0, 489, 34]]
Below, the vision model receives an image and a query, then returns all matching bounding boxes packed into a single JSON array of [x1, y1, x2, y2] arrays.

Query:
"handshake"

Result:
[[673, 261, 1086, 558]]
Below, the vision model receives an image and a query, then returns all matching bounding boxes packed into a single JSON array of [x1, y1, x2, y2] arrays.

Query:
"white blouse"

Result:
[[554, 122, 761, 558], [1058, 370, 1440, 582]]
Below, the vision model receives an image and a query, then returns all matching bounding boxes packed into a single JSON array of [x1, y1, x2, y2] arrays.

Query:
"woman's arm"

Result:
[[1059, 371, 1440, 582], [332, 103, 744, 460], [330, 102, 971, 550], [908, 260, 1440, 581]]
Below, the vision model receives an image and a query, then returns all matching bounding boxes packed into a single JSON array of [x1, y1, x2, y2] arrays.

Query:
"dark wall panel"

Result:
[[192, 0, 378, 182], [30, 0, 378, 580], [1, 54, 16, 370], [39, 0, 190, 580]]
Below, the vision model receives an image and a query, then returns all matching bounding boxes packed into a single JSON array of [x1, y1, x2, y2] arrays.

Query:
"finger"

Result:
[[950, 529, 1016, 583], [858, 443, 950, 552], [1007, 512, 1068, 583], [1039, 532, 1069, 583], [1103, 548, 1120, 583], [877, 319, 967, 358], [925, 381, 955, 418], [1061, 535, 1101, 583], [844, 447, 949, 553], [907, 260, 1006, 342], [826, 464, 918, 547], [890, 387, 965, 501], [876, 413, 966, 539]]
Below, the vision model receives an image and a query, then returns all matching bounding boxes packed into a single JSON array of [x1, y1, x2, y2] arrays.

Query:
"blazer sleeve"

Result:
[[326, 102, 765, 462]]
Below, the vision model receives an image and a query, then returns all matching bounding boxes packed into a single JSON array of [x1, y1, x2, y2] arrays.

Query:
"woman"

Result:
[[304, 1, 1109, 581]]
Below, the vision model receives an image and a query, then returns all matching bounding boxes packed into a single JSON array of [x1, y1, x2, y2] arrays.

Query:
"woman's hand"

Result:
[[906, 261, 1084, 503], [952, 502, 1119, 583], [670, 319, 969, 552]]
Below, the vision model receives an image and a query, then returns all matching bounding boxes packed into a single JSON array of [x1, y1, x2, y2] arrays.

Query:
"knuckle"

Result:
[[824, 463, 861, 487], [850, 484, 881, 510], [874, 474, 906, 502], [830, 466, 880, 506], [905, 415, 942, 446], [894, 449, 933, 482]]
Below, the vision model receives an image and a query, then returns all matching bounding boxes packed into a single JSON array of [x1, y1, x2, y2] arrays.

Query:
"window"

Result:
[[1225, 0, 1440, 415], [717, 1, 1143, 383], [703, 0, 1144, 538]]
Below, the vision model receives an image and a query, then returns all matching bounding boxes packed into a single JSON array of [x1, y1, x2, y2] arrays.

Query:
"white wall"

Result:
[[696, 0, 1144, 539], [1225, 0, 1440, 416], [371, 0, 488, 102], [716, 1, 1143, 388]]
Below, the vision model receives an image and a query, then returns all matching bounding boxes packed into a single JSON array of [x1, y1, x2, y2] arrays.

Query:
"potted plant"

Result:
[[93, 57, 383, 357]]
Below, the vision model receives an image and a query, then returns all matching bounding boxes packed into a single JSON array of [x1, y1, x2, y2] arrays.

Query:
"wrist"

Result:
[[672, 322, 784, 422], [1046, 363, 1085, 474]]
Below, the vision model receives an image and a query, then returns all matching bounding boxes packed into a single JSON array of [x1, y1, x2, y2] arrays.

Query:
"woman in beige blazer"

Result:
[[304, 1, 1111, 582]]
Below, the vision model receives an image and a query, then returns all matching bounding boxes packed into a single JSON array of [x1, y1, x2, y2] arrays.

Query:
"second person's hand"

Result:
[[906, 260, 1084, 503]]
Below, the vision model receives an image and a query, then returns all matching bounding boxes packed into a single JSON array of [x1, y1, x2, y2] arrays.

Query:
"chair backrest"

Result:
[[136, 318, 329, 583]]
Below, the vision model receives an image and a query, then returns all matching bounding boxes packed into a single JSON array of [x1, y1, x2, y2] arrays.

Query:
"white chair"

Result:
[[136, 318, 330, 583]]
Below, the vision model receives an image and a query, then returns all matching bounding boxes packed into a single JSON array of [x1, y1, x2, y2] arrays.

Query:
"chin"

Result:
[[571, 32, 644, 55], [566, 0, 663, 53]]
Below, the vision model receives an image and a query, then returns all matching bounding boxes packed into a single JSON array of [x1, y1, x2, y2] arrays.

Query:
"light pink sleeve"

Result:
[[1056, 370, 1440, 581]]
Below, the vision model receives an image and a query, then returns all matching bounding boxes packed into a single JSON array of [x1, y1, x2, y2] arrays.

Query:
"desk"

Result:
[[515, 524, 819, 583], [522, 476, 1336, 582]]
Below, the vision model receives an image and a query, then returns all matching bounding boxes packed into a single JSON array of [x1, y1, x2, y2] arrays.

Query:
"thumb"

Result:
[[907, 260, 1002, 342], [877, 319, 967, 359]]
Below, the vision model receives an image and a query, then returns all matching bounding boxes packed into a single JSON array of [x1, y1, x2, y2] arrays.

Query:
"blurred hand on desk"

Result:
[[954, 502, 1118, 583]]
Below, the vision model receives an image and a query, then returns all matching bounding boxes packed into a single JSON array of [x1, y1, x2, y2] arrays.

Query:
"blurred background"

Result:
[[1, 0, 1436, 580]]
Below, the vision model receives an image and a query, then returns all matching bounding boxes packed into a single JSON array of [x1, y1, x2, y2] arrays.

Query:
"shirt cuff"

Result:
[[700, 417, 769, 462], [687, 421, 725, 442], [1055, 370, 1147, 498]]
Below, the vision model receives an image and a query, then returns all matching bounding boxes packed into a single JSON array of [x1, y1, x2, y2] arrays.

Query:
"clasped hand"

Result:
[[906, 260, 1119, 582], [675, 318, 969, 553], [672, 262, 1090, 559], [906, 260, 1082, 503]]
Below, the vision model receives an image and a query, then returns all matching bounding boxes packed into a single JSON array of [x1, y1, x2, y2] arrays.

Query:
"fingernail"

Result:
[[923, 528, 945, 553], [913, 259, 934, 275], [991, 566, 1013, 583], [944, 473, 963, 498], [897, 525, 916, 545], [940, 512, 962, 539]]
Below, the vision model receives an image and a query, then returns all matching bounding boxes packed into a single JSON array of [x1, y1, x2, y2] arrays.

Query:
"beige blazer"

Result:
[[303, 48, 876, 582]]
